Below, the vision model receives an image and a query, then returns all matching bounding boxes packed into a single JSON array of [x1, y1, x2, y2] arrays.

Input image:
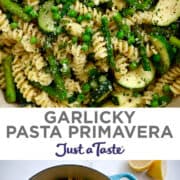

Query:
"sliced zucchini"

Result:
[[150, 35, 173, 74], [91, 80, 112, 103], [152, 0, 180, 26], [117, 62, 155, 90], [38, 1, 56, 32]]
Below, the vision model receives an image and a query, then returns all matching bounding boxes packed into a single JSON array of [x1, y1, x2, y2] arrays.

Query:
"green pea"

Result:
[[82, 34, 91, 42], [29, 10, 38, 18], [72, 36, 78, 44], [77, 93, 85, 102], [85, 27, 93, 34], [113, 12, 122, 23], [77, 15, 84, 23], [152, 93, 159, 100], [53, 12, 60, 21], [82, 83, 91, 93], [116, 30, 124, 39], [10, 22, 18, 29], [30, 36, 38, 44], [87, 2, 94, 7], [84, 13, 92, 20], [24, 5, 33, 14], [152, 54, 161, 63], [51, 6, 59, 13], [81, 43, 89, 51], [163, 84, 171, 93], [68, 9, 77, 18], [129, 61, 138, 70], [150, 99, 159, 107], [121, 24, 130, 33], [61, 58, 69, 64], [128, 35, 135, 44]]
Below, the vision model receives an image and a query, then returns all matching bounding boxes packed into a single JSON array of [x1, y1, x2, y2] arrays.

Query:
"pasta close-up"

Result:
[[0, 0, 179, 107]]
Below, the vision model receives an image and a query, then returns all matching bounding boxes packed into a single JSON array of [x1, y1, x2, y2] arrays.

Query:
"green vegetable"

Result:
[[169, 36, 180, 48], [81, 43, 89, 51], [152, 54, 161, 63], [77, 15, 84, 23], [139, 46, 151, 71], [126, 0, 153, 10], [47, 55, 67, 99], [3, 56, 16, 103], [101, 16, 115, 68], [128, 34, 135, 44], [52, 12, 60, 21], [150, 99, 159, 107], [163, 84, 171, 93], [0, 0, 31, 21], [84, 13, 92, 20], [38, 1, 56, 32], [82, 34, 91, 42], [113, 12, 122, 24], [150, 35, 173, 74], [51, 5, 59, 13], [117, 61, 155, 90], [129, 61, 138, 70], [82, 83, 91, 93], [31, 81, 67, 101], [30, 36, 38, 44], [72, 36, 78, 44], [90, 79, 112, 103], [68, 9, 78, 18], [116, 30, 124, 39], [10, 22, 18, 29]]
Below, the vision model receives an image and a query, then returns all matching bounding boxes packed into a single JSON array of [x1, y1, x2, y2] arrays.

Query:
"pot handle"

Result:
[[109, 173, 137, 180]]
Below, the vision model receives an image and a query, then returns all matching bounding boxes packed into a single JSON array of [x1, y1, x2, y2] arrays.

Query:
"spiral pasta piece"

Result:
[[114, 56, 129, 79], [70, 44, 88, 82], [0, 29, 23, 47], [92, 31, 108, 60], [21, 53, 53, 86], [17, 19, 45, 47], [64, 78, 81, 95], [112, 0, 126, 11], [112, 37, 139, 60], [153, 65, 180, 93], [170, 79, 180, 96], [53, 33, 70, 60], [73, 1, 102, 25], [0, 9, 10, 32], [123, 11, 153, 26], [143, 65, 180, 105]]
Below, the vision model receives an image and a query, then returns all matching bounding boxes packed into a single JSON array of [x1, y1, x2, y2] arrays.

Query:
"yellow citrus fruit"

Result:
[[128, 160, 154, 172], [147, 160, 167, 180]]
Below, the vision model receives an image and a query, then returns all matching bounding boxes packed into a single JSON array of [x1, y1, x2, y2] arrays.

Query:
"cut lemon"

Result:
[[128, 160, 154, 172], [147, 160, 167, 180]]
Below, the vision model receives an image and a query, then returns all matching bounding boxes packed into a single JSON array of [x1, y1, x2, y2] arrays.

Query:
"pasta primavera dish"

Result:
[[0, 0, 179, 107]]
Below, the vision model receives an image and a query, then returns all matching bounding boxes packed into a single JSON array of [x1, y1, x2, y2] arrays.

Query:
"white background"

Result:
[[0, 160, 179, 180]]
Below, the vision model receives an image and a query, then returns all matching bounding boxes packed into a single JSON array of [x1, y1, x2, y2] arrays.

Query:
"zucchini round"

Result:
[[38, 1, 56, 33], [117, 62, 155, 89], [150, 35, 172, 74]]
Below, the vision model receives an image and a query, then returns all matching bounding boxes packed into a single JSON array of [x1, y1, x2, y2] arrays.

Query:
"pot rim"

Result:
[[29, 164, 109, 180]]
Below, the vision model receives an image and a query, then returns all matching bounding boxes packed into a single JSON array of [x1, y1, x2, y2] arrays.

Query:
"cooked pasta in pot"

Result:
[[0, 0, 179, 107]]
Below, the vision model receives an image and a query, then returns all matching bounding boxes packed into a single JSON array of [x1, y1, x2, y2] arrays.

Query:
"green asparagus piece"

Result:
[[3, 56, 16, 103], [0, 0, 31, 22], [47, 55, 67, 100], [31, 81, 66, 101]]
